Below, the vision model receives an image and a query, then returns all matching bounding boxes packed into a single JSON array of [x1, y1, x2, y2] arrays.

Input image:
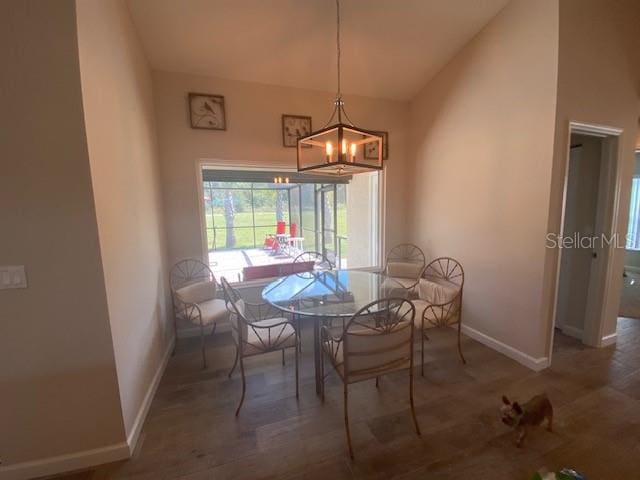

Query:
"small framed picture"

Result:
[[364, 130, 389, 160], [282, 114, 312, 147], [188, 93, 226, 130], [363, 130, 389, 160]]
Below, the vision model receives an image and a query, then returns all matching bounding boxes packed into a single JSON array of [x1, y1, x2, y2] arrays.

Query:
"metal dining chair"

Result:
[[169, 258, 228, 368], [293, 251, 334, 271], [320, 297, 421, 459], [221, 277, 299, 416], [411, 257, 466, 372], [383, 243, 427, 293], [292, 251, 335, 348]]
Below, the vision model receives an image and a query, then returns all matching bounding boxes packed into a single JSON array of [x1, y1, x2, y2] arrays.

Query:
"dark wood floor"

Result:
[[52, 317, 640, 480]]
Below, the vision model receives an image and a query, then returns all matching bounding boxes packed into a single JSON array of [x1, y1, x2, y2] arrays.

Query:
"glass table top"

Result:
[[261, 270, 408, 318]]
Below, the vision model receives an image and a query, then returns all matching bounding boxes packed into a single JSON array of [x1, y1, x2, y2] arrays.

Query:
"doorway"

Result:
[[316, 184, 338, 265], [553, 123, 622, 348], [618, 151, 640, 320]]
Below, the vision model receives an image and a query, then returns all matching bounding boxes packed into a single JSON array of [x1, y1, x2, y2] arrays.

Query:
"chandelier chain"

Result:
[[336, 0, 341, 99]]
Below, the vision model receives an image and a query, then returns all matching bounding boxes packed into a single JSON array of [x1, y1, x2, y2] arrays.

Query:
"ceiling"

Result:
[[126, 0, 509, 101]]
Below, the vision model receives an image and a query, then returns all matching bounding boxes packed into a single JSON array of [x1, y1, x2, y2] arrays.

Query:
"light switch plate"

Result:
[[0, 265, 27, 289]]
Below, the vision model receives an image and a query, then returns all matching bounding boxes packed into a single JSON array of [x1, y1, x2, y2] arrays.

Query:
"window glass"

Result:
[[627, 177, 640, 249], [202, 173, 380, 281]]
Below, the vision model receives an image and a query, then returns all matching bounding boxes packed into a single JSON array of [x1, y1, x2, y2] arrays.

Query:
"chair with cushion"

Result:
[[383, 243, 426, 293], [320, 297, 421, 459], [293, 251, 334, 271], [169, 259, 229, 368], [221, 277, 299, 416], [411, 257, 465, 372], [292, 251, 336, 346]]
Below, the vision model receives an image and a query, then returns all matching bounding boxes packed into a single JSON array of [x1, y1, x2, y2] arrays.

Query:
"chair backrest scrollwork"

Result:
[[341, 298, 415, 382]]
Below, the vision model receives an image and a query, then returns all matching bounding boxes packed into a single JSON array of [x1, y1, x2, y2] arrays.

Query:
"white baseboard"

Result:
[[600, 332, 617, 347], [0, 443, 129, 480], [561, 325, 584, 340], [126, 335, 175, 454], [624, 265, 640, 275], [0, 338, 175, 480], [460, 324, 549, 371]]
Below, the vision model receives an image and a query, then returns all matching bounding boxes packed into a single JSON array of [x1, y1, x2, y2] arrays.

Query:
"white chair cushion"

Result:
[[175, 280, 216, 305], [381, 277, 415, 296], [388, 277, 420, 289], [244, 317, 296, 355], [418, 276, 460, 305], [197, 298, 228, 325], [323, 322, 412, 383], [386, 261, 424, 279]]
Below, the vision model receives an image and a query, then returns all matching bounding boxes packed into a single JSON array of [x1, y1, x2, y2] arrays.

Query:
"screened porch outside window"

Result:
[[201, 168, 381, 282]]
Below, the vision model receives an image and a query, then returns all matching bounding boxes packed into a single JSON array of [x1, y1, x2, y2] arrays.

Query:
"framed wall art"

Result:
[[363, 130, 389, 160], [188, 93, 226, 130], [282, 114, 312, 147]]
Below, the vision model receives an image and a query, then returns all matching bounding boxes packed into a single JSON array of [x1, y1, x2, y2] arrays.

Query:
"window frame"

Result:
[[196, 161, 385, 284]]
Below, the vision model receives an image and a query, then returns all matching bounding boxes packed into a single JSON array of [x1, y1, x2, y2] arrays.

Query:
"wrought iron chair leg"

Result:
[[282, 348, 285, 365], [320, 339, 325, 402], [235, 355, 246, 417], [200, 320, 207, 369], [421, 323, 425, 377], [172, 315, 178, 356], [211, 322, 217, 336], [457, 320, 466, 364], [375, 377, 379, 388], [344, 383, 354, 459], [228, 347, 238, 378], [295, 342, 299, 399], [410, 365, 421, 436]]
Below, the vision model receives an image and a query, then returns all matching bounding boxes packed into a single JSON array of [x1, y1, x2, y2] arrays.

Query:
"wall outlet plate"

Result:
[[0, 265, 27, 289]]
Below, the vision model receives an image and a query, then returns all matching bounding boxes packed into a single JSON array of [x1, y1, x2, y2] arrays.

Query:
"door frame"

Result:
[[549, 121, 623, 352]]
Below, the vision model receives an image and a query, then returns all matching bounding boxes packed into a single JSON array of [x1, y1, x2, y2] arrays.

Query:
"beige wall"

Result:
[[153, 71, 410, 267], [542, 0, 640, 350], [346, 172, 377, 268], [76, 0, 171, 440], [408, 0, 560, 360], [0, 0, 125, 468]]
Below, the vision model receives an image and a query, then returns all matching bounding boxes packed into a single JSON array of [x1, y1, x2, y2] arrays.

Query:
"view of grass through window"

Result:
[[202, 170, 379, 281], [203, 181, 347, 254]]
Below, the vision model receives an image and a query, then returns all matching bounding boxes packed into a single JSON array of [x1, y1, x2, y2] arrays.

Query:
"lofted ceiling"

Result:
[[126, 0, 509, 101]]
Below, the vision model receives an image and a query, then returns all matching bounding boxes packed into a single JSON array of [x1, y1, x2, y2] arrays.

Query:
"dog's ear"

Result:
[[502, 395, 511, 405], [513, 402, 523, 414]]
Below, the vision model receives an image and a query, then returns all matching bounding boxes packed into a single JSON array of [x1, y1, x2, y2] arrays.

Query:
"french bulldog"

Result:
[[501, 393, 553, 447]]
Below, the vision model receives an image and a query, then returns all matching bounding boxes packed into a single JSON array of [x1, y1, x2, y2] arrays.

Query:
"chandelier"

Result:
[[297, 0, 384, 176]]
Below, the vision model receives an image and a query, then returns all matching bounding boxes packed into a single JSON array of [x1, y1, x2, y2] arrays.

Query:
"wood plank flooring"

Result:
[[49, 317, 640, 480]]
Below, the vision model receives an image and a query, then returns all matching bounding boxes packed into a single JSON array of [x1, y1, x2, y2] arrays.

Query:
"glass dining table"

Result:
[[262, 270, 408, 394]]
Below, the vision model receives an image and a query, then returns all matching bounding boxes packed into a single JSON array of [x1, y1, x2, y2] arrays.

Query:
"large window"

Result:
[[626, 176, 640, 250], [201, 168, 380, 281], [203, 182, 291, 250]]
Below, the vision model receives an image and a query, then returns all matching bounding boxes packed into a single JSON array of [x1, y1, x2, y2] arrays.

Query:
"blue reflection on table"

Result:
[[262, 270, 406, 318]]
